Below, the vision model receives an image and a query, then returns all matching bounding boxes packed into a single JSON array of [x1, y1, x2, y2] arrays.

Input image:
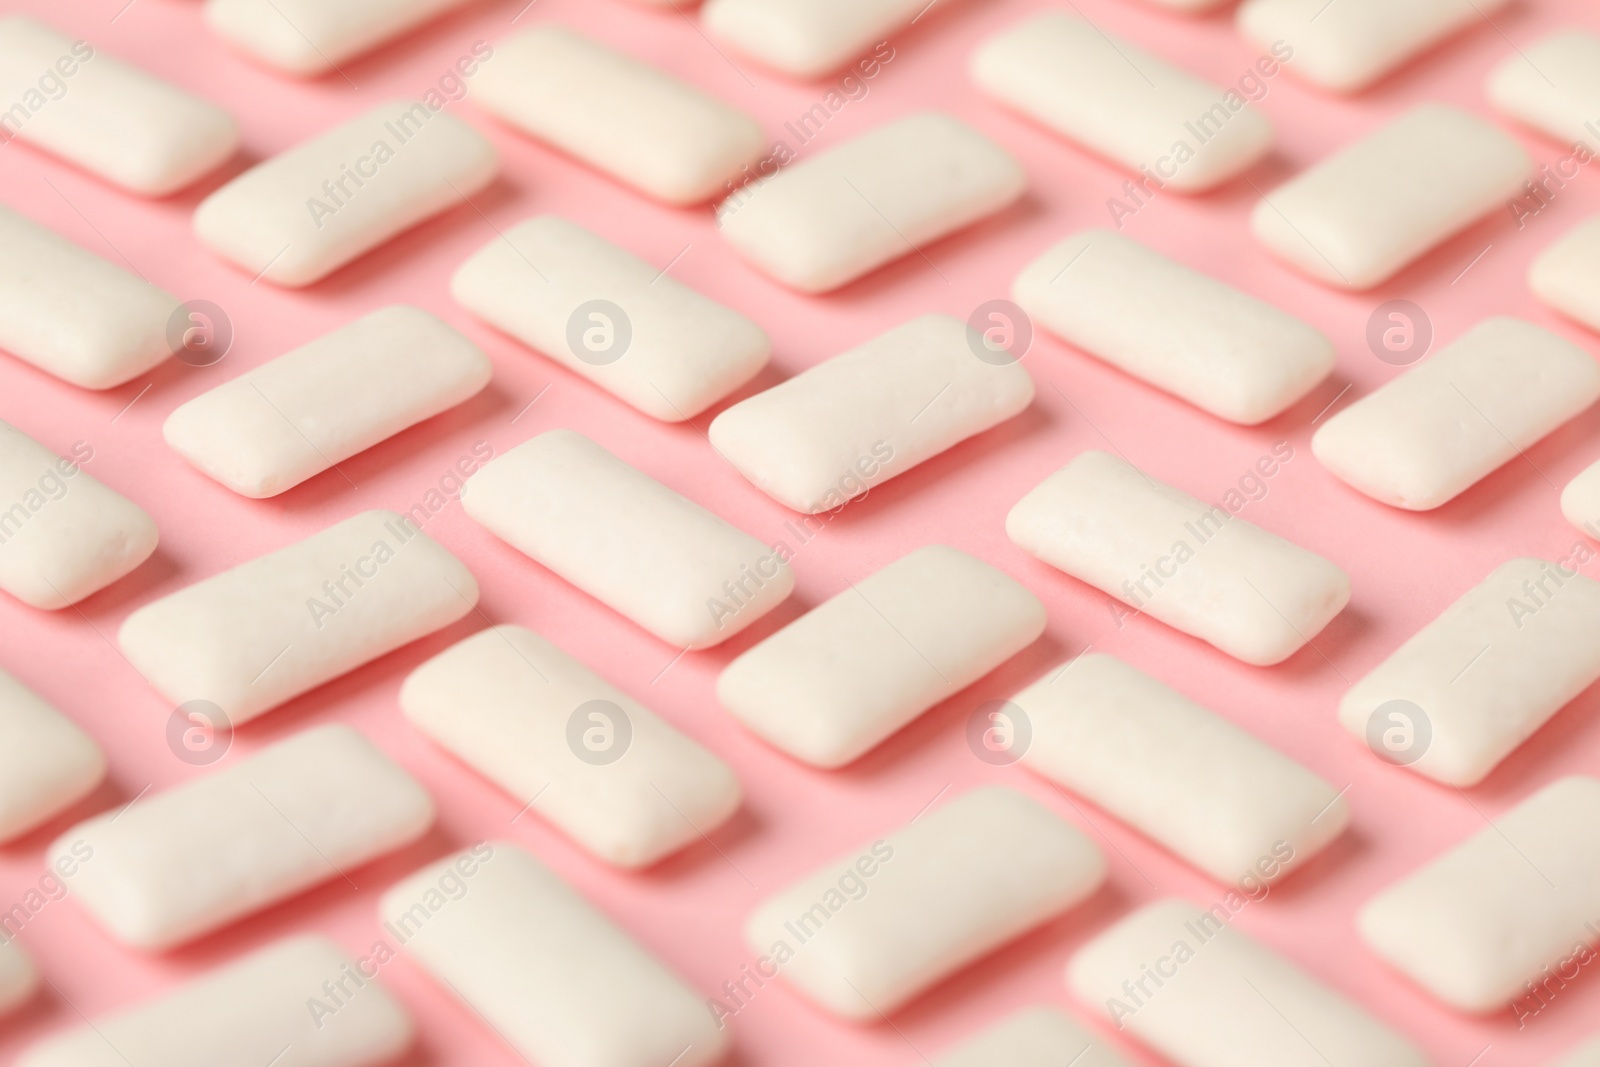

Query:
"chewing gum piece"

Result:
[[701, 0, 924, 80], [0, 939, 36, 1018], [1562, 457, 1600, 538], [0, 667, 105, 843], [1488, 31, 1600, 150], [203, 0, 474, 77], [933, 1007, 1136, 1067], [1530, 216, 1600, 335]]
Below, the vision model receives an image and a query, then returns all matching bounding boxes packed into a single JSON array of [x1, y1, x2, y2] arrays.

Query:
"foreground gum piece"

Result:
[[708, 315, 1034, 512], [57, 724, 433, 950], [1070, 900, 1429, 1067], [163, 306, 492, 498], [203, 0, 473, 77], [0, 939, 36, 1019], [718, 545, 1045, 767], [381, 843, 727, 1067], [0, 420, 159, 610], [1488, 31, 1600, 148], [17, 936, 413, 1067], [1014, 231, 1334, 424], [194, 100, 497, 287], [1312, 318, 1600, 510], [1554, 1038, 1600, 1067], [1237, 0, 1508, 93], [716, 111, 1025, 293], [118, 509, 478, 725], [1006, 451, 1350, 666], [971, 13, 1272, 193], [933, 1007, 1135, 1067], [1563, 458, 1600, 537], [462, 430, 793, 649], [0, 668, 105, 843], [450, 216, 769, 421], [0, 17, 238, 195], [1014, 653, 1349, 886], [701, 0, 917, 79], [1530, 216, 1600, 335], [1250, 105, 1529, 290], [746, 786, 1105, 1020], [401, 625, 742, 867], [1360, 776, 1600, 1012], [1338, 557, 1600, 787], [0, 205, 179, 389], [473, 27, 765, 205]]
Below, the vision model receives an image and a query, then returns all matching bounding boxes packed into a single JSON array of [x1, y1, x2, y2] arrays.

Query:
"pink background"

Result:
[[3, 0, 1600, 1063]]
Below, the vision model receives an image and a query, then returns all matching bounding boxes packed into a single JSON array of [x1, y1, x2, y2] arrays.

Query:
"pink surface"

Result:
[[3, 0, 1600, 1063]]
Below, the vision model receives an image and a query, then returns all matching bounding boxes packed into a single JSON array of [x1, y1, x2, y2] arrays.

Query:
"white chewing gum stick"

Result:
[[400, 624, 742, 868], [1531, 217, 1600, 335], [971, 13, 1272, 194], [462, 430, 793, 649], [163, 306, 492, 498], [933, 1006, 1136, 1067], [702, 0, 914, 79], [718, 545, 1045, 768], [1312, 318, 1600, 510], [1250, 104, 1529, 290], [0, 17, 238, 195], [1237, 0, 1509, 93], [0, 204, 179, 389], [708, 314, 1034, 513], [1069, 899, 1430, 1067], [1338, 557, 1600, 787], [716, 111, 1025, 293], [1006, 451, 1350, 667], [1554, 1038, 1600, 1067], [449, 216, 769, 421], [473, 27, 765, 205], [1360, 776, 1600, 1012], [1564, 458, 1600, 537], [0, 420, 158, 610], [1014, 230, 1335, 424], [56, 724, 433, 950], [118, 509, 478, 725], [746, 786, 1106, 1020], [194, 100, 497, 287], [380, 843, 728, 1067], [16, 935, 414, 1067], [203, 0, 474, 77], [0, 667, 105, 843], [1015, 653, 1349, 885], [1488, 31, 1600, 150], [0, 939, 36, 1018]]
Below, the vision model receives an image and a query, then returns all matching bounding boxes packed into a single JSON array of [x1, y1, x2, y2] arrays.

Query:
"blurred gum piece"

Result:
[[0, 667, 105, 843], [204, 0, 475, 77], [702, 0, 931, 80], [1530, 216, 1600, 335]]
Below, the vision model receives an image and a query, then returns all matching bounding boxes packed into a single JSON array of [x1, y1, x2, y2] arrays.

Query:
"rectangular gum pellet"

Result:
[[194, 100, 497, 287], [1250, 104, 1529, 289], [1555, 1038, 1600, 1067], [745, 786, 1105, 1020], [0, 667, 105, 843], [56, 724, 433, 950], [449, 216, 770, 421], [933, 1007, 1135, 1067], [117, 509, 478, 725], [16, 935, 413, 1067], [1312, 318, 1600, 510], [1013, 653, 1349, 885], [1006, 450, 1350, 666], [1359, 776, 1600, 1012], [203, 0, 473, 77], [473, 27, 765, 205], [0, 17, 238, 195], [702, 0, 915, 79], [716, 111, 1025, 293], [0, 939, 36, 1018], [0, 419, 159, 609], [1338, 557, 1600, 787], [400, 624, 742, 867], [971, 13, 1273, 193], [379, 842, 727, 1067], [163, 306, 491, 498], [717, 545, 1045, 768], [1069, 899, 1429, 1067], [1531, 216, 1600, 335], [1488, 31, 1600, 150], [0, 204, 179, 389], [1013, 230, 1334, 424], [462, 430, 793, 649], [1563, 458, 1600, 536], [708, 315, 1034, 513], [1237, 0, 1509, 93]]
